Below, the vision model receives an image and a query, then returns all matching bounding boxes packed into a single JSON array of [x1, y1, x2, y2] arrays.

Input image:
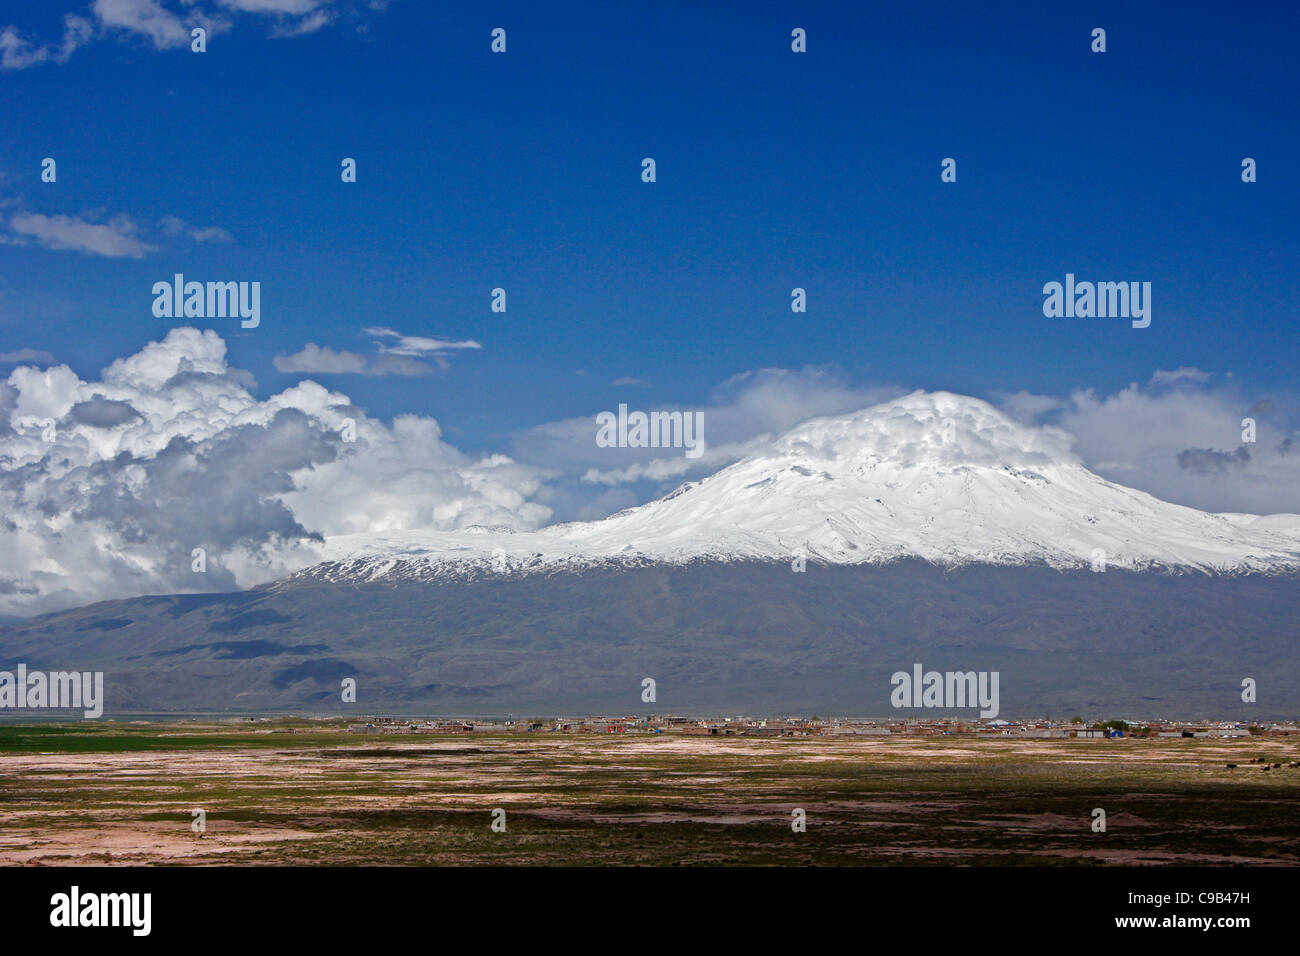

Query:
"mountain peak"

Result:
[[772, 390, 1076, 473], [300, 391, 1300, 582]]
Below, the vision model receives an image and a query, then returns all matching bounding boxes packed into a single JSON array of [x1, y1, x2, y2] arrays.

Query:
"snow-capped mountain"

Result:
[[293, 391, 1300, 584], [8, 391, 1298, 716]]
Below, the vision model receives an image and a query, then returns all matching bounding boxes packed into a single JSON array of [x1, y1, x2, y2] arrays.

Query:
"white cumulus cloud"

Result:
[[274, 327, 481, 376], [2, 1, 375, 71], [8, 211, 154, 258], [0, 327, 550, 616]]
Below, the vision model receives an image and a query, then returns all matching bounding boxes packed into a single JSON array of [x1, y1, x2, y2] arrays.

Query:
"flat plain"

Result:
[[1, 721, 1297, 866]]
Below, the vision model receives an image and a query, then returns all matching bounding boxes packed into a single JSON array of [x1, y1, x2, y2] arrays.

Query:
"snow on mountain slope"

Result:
[[291, 391, 1300, 583]]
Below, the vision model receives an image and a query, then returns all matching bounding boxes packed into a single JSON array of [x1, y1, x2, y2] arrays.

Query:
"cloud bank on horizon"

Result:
[[0, 327, 1296, 616]]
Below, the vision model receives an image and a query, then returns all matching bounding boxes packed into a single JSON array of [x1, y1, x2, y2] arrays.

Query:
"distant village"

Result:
[[346, 715, 1300, 738]]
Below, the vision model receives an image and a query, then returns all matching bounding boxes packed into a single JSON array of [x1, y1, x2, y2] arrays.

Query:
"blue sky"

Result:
[[0, 0, 1298, 612], [3, 0, 1296, 436]]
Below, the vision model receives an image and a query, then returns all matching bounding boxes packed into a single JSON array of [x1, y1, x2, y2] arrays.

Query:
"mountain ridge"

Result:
[[3, 561, 1297, 717]]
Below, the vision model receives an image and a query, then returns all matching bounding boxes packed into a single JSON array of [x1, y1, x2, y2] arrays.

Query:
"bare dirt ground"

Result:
[[2, 723, 1298, 866]]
